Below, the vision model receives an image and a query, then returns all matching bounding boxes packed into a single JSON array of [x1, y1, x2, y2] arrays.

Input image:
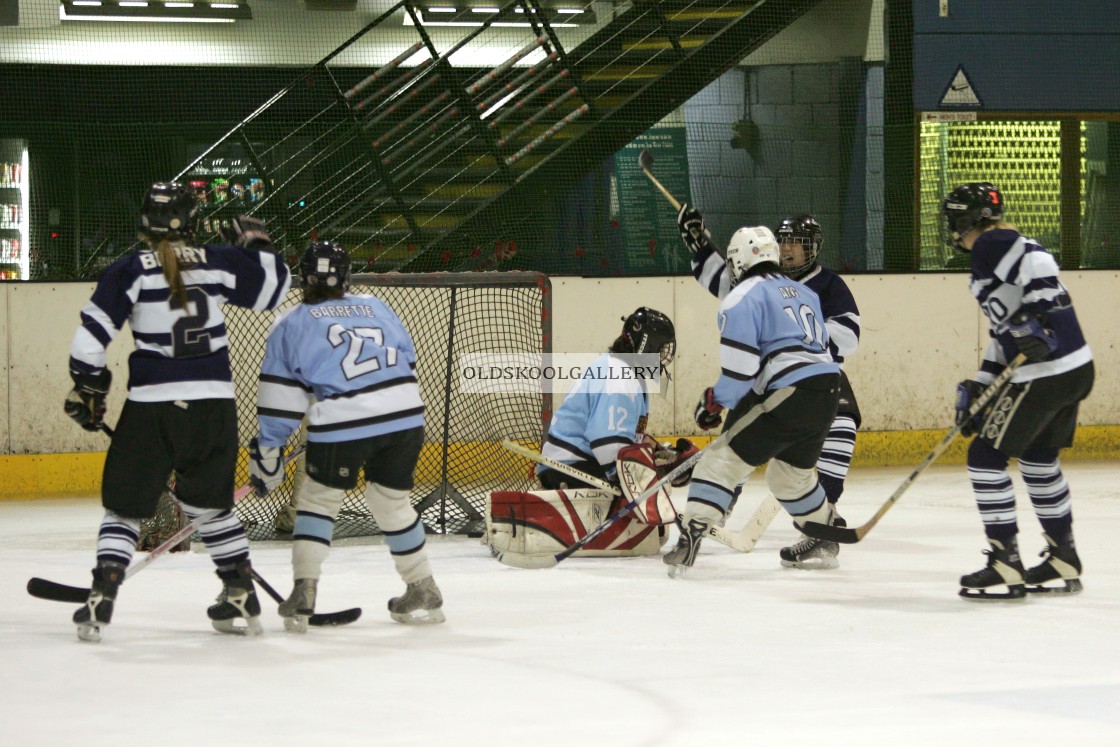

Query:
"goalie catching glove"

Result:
[[249, 437, 285, 496], [64, 369, 111, 432]]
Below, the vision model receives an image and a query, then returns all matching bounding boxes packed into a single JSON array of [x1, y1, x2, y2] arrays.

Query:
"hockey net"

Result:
[[140, 271, 552, 545]]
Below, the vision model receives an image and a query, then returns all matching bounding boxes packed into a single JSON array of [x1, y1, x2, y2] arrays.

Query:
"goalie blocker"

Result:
[[487, 442, 677, 560]]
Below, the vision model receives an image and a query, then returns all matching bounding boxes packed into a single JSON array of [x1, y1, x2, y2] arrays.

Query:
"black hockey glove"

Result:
[[676, 204, 710, 256], [954, 380, 988, 437], [64, 369, 111, 432], [655, 438, 701, 487], [1007, 310, 1058, 362], [218, 214, 272, 250], [248, 437, 285, 496], [694, 387, 723, 431]]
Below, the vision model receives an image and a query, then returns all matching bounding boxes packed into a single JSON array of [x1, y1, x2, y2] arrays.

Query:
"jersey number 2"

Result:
[[328, 325, 398, 380], [169, 287, 211, 357]]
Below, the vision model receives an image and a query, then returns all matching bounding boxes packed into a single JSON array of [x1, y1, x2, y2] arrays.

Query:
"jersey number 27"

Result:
[[328, 324, 399, 380]]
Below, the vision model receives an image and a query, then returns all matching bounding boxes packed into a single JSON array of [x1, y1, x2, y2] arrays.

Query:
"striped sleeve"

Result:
[[257, 319, 312, 447], [691, 241, 732, 300], [68, 261, 141, 377]]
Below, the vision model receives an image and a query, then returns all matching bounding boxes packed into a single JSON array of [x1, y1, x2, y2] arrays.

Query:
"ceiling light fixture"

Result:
[[59, 0, 252, 21]]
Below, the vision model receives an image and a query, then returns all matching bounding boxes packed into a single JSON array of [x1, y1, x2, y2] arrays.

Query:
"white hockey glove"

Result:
[[616, 443, 677, 525], [249, 437, 285, 496]]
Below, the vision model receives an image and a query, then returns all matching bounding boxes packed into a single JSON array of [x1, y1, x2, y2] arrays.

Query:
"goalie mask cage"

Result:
[[180, 271, 551, 542]]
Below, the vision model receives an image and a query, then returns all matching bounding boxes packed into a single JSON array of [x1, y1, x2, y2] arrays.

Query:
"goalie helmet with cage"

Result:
[[942, 182, 1004, 251], [137, 182, 200, 242], [775, 213, 823, 278], [725, 225, 781, 285], [620, 307, 675, 366], [301, 241, 352, 293]]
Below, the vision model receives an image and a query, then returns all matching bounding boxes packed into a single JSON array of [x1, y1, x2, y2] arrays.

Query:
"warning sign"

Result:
[[940, 66, 981, 107]]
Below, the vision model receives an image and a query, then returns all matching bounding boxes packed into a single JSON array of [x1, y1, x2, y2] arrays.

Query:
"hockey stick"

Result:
[[801, 354, 1028, 545], [497, 412, 757, 569], [25, 445, 363, 625], [249, 570, 362, 627], [638, 149, 726, 259], [500, 439, 778, 553], [638, 149, 684, 211]]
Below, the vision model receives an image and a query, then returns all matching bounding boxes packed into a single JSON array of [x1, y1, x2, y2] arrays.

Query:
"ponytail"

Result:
[[156, 239, 189, 307]]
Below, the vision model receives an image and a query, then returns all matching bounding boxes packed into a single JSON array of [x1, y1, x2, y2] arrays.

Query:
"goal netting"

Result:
[[140, 271, 551, 545]]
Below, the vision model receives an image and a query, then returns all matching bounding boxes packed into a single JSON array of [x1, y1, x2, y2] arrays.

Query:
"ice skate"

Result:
[[73, 560, 126, 643], [959, 537, 1026, 601], [278, 578, 318, 633], [388, 576, 445, 624], [663, 517, 710, 578], [1025, 533, 1083, 595], [207, 561, 264, 635], [780, 508, 844, 570]]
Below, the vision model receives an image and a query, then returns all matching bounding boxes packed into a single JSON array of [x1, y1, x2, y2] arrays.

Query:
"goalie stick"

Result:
[[500, 439, 780, 553], [497, 411, 759, 569], [801, 354, 1028, 545], [26, 446, 361, 627]]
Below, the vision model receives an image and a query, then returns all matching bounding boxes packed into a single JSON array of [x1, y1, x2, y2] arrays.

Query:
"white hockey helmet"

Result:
[[725, 225, 780, 284]]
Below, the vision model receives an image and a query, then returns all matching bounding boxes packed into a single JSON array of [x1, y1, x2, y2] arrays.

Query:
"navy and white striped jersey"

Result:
[[256, 294, 424, 447], [69, 242, 291, 402], [713, 274, 840, 408], [691, 240, 861, 363], [540, 353, 649, 474], [969, 228, 1092, 384]]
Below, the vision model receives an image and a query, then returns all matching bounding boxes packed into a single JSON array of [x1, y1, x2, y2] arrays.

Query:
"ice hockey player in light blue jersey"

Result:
[[665, 226, 842, 578], [250, 241, 443, 628], [538, 307, 680, 489]]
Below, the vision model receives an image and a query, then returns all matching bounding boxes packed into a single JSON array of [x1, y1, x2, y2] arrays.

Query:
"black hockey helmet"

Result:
[[301, 241, 351, 293], [942, 182, 1004, 251], [621, 307, 675, 365], [138, 182, 200, 241], [774, 213, 823, 278]]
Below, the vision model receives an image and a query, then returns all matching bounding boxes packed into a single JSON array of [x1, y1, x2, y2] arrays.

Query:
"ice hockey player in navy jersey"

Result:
[[663, 225, 841, 578], [678, 206, 861, 568], [250, 241, 443, 628], [64, 182, 291, 641], [943, 182, 1094, 600]]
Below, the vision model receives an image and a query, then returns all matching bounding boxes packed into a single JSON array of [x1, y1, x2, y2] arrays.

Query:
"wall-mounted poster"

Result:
[[612, 120, 692, 275]]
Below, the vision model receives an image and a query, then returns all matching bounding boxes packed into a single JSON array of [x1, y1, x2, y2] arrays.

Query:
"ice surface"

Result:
[[2, 463, 1119, 746]]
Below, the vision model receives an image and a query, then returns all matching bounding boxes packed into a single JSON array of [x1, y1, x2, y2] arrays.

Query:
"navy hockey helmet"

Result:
[[301, 241, 351, 293], [138, 182, 200, 241], [942, 182, 1004, 251], [621, 307, 675, 365], [775, 214, 823, 278]]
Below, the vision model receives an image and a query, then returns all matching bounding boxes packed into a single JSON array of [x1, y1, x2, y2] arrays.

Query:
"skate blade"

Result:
[[958, 585, 1027, 601], [780, 557, 839, 570], [666, 564, 689, 579], [211, 616, 264, 636], [1026, 578, 1083, 595], [282, 615, 310, 634], [76, 622, 103, 643], [390, 608, 446, 625]]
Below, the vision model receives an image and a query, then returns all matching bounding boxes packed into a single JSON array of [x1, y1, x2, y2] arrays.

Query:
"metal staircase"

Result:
[[178, 0, 823, 271]]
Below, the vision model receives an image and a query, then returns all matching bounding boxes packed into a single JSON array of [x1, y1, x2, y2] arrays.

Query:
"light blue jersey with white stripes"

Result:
[[713, 273, 839, 408], [256, 294, 424, 447]]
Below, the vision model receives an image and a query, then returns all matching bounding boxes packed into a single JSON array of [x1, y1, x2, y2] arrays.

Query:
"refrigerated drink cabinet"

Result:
[[0, 139, 29, 280]]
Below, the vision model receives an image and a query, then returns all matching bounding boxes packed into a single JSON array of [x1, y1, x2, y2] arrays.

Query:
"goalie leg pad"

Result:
[[365, 482, 431, 584], [487, 488, 664, 558]]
